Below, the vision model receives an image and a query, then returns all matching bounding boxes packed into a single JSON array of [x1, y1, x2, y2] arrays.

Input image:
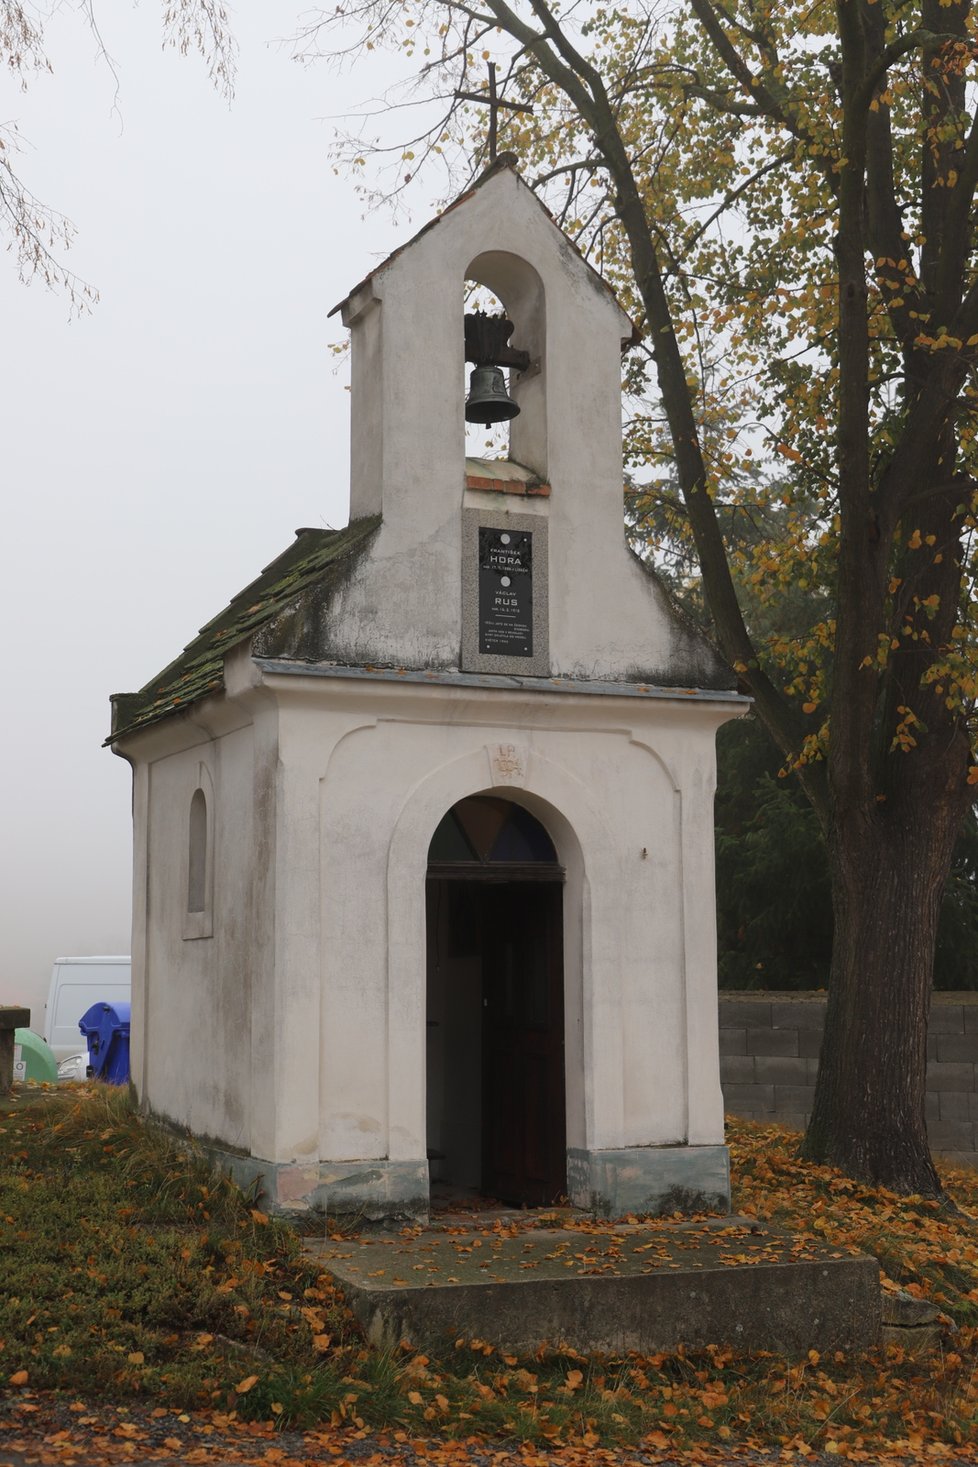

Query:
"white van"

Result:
[[45, 956, 131, 1066]]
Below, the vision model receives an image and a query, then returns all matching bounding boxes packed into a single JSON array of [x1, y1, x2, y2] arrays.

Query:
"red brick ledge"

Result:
[[466, 474, 551, 497]]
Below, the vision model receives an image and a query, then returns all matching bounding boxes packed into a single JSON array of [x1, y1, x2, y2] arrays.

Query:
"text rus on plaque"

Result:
[[478, 527, 533, 657]]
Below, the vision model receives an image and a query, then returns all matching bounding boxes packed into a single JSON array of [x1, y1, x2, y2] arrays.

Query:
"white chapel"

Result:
[[110, 159, 745, 1221]]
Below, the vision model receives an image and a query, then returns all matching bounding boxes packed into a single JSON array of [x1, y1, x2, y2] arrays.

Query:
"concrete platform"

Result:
[[307, 1214, 881, 1357]]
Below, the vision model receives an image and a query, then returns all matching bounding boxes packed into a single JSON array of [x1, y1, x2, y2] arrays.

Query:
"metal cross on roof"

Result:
[[456, 62, 533, 163]]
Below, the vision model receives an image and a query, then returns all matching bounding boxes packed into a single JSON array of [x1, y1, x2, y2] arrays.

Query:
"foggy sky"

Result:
[[1, 5, 415, 1025]]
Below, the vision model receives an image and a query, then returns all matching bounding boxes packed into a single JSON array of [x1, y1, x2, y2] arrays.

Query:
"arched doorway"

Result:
[[425, 795, 566, 1207]]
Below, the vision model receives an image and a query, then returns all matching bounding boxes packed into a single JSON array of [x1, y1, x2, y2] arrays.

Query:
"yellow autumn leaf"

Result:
[[565, 1368, 584, 1390], [8, 1370, 28, 1387], [235, 1374, 260, 1394], [127, 1351, 145, 1365]]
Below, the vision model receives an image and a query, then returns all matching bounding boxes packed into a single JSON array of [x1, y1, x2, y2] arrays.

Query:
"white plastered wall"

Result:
[[123, 665, 732, 1181], [261, 672, 731, 1168], [124, 691, 267, 1154]]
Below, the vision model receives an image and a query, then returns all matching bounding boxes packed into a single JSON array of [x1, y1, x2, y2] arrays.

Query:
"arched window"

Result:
[[187, 788, 207, 913], [183, 768, 214, 939]]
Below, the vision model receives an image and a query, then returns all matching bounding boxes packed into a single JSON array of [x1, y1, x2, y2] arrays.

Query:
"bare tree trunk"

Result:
[[804, 749, 970, 1192]]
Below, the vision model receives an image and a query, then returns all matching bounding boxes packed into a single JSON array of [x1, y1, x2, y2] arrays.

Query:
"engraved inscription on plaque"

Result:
[[479, 528, 533, 657]]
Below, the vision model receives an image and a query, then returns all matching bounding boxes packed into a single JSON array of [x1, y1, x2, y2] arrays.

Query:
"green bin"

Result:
[[14, 1029, 58, 1084]]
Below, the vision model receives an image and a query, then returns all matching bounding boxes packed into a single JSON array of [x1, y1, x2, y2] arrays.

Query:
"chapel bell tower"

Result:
[[329, 156, 722, 688]]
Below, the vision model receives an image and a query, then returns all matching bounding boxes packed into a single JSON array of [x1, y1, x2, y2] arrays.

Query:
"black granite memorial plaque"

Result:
[[479, 527, 533, 657]]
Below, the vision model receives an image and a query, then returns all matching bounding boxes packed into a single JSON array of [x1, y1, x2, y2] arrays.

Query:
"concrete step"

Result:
[[305, 1215, 880, 1357]]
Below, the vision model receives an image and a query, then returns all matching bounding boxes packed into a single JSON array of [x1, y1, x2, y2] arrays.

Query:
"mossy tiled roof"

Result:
[[109, 516, 381, 744]]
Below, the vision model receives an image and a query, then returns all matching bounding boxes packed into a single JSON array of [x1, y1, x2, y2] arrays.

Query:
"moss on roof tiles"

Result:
[[109, 516, 381, 744]]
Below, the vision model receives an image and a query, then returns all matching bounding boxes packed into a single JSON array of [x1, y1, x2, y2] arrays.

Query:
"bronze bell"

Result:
[[465, 364, 520, 425]]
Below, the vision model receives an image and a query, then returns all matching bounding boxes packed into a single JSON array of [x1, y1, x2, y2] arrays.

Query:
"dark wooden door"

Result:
[[481, 882, 566, 1206]]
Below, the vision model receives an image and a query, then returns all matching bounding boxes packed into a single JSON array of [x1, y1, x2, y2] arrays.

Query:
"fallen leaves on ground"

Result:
[[0, 1089, 977, 1464], [2, 1395, 978, 1467]]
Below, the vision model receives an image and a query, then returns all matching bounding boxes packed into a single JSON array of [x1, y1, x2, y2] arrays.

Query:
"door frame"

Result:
[[386, 753, 600, 1173], [479, 877, 566, 1206], [425, 867, 567, 1205]]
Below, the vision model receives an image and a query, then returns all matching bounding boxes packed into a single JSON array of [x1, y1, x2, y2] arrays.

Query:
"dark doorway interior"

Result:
[[426, 798, 566, 1208]]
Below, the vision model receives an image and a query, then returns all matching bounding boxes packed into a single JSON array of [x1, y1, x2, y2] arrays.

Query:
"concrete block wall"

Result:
[[719, 992, 978, 1169]]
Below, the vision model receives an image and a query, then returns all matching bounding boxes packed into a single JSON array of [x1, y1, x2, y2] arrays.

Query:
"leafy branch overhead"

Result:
[[0, 0, 237, 306]]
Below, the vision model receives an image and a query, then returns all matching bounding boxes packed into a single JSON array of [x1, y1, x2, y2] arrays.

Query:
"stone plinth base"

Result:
[[211, 1149, 430, 1225], [567, 1144, 731, 1217], [201, 1143, 730, 1224]]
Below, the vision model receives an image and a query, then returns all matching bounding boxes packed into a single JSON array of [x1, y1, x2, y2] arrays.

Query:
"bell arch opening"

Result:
[[464, 251, 547, 480], [425, 794, 567, 1207], [463, 283, 514, 463]]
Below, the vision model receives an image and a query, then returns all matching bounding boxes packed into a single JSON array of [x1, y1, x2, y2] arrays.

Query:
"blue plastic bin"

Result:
[[78, 1001, 131, 1085]]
